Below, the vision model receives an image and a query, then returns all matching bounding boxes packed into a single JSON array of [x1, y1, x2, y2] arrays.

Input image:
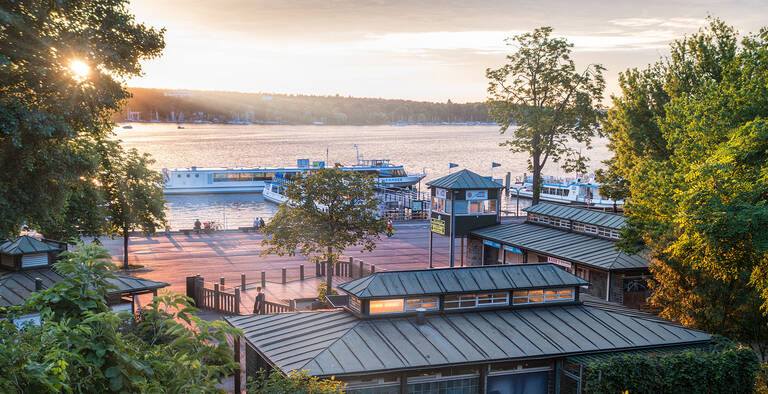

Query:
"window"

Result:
[[431, 196, 446, 214], [444, 294, 477, 309], [453, 200, 468, 215], [477, 292, 509, 306], [369, 299, 404, 314], [349, 296, 361, 312], [469, 200, 483, 214], [583, 225, 598, 234], [483, 199, 497, 214], [444, 293, 508, 310], [406, 297, 439, 311], [513, 288, 574, 305]]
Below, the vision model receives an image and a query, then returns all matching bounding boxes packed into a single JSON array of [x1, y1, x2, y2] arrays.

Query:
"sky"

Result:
[[127, 0, 768, 103]]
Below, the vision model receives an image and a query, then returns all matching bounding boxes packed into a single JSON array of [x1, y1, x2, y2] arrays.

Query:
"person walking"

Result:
[[259, 217, 265, 229], [252, 287, 266, 314], [253, 217, 260, 230]]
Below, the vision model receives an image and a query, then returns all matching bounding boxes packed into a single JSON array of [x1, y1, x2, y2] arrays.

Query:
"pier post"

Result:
[[505, 172, 511, 193], [282, 268, 286, 284], [241, 273, 246, 290], [359, 260, 364, 278], [349, 257, 354, 277], [261, 271, 266, 288], [371, 265, 375, 274], [300, 265, 304, 281], [220, 277, 225, 289]]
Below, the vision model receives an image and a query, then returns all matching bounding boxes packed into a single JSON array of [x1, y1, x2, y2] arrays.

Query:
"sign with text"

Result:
[[435, 188, 447, 199], [466, 190, 488, 200], [483, 239, 501, 248], [431, 218, 446, 235], [412, 201, 424, 212], [547, 256, 573, 269], [504, 245, 523, 254]]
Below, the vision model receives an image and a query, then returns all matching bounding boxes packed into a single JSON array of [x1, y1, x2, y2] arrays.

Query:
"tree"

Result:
[[0, 244, 239, 392], [261, 167, 390, 291], [247, 369, 345, 394], [99, 141, 166, 270], [486, 27, 605, 204], [0, 0, 165, 237], [600, 18, 768, 353]]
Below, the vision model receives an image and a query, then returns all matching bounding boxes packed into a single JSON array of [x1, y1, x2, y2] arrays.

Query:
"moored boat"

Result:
[[512, 174, 623, 209]]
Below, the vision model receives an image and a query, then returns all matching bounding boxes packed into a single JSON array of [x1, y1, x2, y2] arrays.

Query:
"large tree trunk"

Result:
[[123, 227, 129, 270], [532, 150, 542, 205], [326, 247, 333, 292]]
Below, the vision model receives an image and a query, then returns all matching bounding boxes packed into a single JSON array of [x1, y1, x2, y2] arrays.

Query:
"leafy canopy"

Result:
[[486, 26, 605, 203], [247, 369, 345, 394], [261, 167, 390, 289], [600, 17, 768, 355], [0, 244, 239, 393], [0, 0, 164, 237]]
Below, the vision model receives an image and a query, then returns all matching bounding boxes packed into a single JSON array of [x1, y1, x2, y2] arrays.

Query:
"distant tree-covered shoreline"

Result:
[[117, 88, 493, 125]]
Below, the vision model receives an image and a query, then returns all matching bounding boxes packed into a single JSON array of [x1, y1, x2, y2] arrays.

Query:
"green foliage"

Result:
[[247, 369, 345, 394], [317, 282, 338, 300], [0, 244, 239, 393], [119, 88, 492, 125], [0, 0, 165, 238], [600, 18, 768, 355], [582, 345, 760, 394], [486, 26, 605, 203], [261, 167, 390, 290]]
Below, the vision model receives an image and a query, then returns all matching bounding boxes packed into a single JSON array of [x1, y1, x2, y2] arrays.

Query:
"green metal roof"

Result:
[[0, 236, 61, 255], [0, 267, 169, 308], [426, 169, 504, 190], [227, 305, 711, 377], [338, 264, 588, 299], [471, 223, 649, 271], [524, 203, 626, 230]]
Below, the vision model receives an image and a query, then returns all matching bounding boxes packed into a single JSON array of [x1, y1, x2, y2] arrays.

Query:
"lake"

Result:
[[115, 123, 612, 230]]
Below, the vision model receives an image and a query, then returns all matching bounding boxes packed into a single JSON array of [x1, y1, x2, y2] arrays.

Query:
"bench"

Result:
[[181, 229, 197, 235], [238, 226, 257, 233]]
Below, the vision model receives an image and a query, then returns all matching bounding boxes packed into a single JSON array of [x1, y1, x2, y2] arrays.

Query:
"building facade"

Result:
[[468, 203, 650, 306], [227, 265, 709, 394]]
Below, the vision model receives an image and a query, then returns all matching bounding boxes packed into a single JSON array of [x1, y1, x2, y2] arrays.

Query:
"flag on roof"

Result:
[[492, 162, 501, 168], [449, 163, 459, 169]]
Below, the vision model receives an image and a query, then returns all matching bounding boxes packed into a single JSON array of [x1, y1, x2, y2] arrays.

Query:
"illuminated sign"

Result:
[[430, 218, 446, 235], [466, 190, 488, 200]]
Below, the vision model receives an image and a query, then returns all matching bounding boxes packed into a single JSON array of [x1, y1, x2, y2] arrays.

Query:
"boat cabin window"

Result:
[[541, 187, 569, 197]]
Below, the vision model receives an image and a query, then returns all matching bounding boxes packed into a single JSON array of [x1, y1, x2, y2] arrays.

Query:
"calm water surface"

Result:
[[115, 124, 611, 229]]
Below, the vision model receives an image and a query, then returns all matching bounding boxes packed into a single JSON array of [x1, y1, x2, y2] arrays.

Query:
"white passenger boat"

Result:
[[162, 159, 425, 195], [513, 174, 624, 209]]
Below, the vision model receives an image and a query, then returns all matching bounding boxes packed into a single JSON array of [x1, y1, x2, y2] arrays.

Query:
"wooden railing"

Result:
[[257, 300, 294, 314], [187, 276, 241, 315], [317, 258, 377, 279]]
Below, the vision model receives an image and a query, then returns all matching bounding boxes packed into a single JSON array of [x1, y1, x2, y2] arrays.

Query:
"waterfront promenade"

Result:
[[100, 221, 459, 297]]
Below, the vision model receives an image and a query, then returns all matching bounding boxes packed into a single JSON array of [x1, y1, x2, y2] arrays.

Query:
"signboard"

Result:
[[435, 188, 447, 199], [503, 245, 523, 254], [466, 190, 488, 200], [547, 256, 573, 269], [483, 239, 501, 248], [412, 201, 424, 212], [430, 218, 446, 235]]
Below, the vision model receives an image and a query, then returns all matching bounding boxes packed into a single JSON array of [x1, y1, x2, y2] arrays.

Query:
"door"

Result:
[[486, 371, 549, 394]]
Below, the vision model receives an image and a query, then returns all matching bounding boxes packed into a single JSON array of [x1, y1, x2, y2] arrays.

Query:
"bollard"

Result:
[[241, 273, 246, 289], [282, 268, 287, 284], [349, 257, 354, 277], [261, 271, 266, 288], [220, 277, 225, 289], [359, 260, 364, 277], [300, 265, 304, 281], [371, 264, 375, 274]]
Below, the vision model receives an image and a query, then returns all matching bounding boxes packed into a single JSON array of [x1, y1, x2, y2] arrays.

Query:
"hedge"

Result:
[[582, 347, 759, 394]]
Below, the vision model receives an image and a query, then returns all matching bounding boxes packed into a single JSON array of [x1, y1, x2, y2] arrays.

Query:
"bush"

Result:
[[583, 344, 760, 394], [247, 369, 345, 393]]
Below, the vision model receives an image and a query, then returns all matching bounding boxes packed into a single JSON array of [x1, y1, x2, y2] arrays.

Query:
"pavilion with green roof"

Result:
[[425, 169, 504, 267]]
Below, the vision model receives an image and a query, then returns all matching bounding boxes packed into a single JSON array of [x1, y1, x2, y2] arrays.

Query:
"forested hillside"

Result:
[[117, 88, 492, 125]]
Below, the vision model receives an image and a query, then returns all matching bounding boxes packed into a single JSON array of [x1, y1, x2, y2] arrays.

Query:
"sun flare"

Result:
[[69, 59, 90, 81]]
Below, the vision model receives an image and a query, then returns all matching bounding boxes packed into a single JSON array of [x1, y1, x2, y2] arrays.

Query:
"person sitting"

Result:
[[193, 219, 202, 233]]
